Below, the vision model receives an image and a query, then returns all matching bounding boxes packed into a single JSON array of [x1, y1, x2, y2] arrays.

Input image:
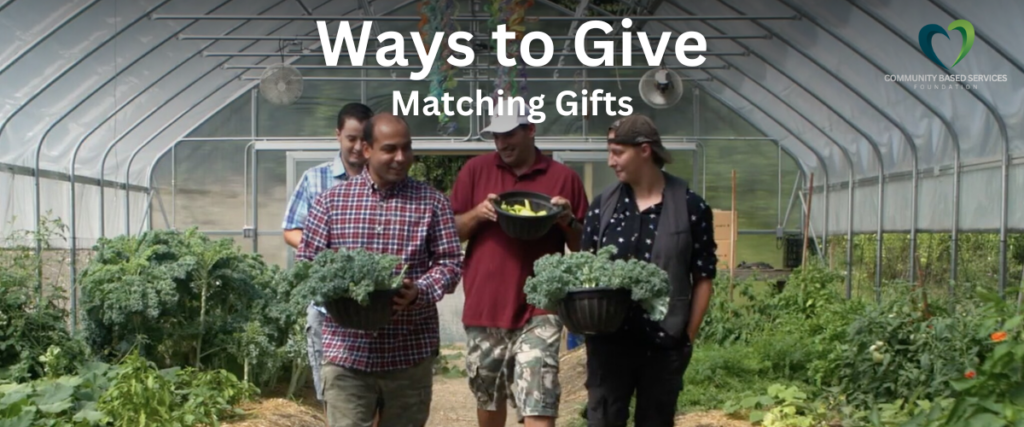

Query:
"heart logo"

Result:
[[918, 19, 975, 70]]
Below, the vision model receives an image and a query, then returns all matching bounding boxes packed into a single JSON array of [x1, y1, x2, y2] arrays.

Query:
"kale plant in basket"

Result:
[[524, 246, 670, 335], [288, 247, 407, 331]]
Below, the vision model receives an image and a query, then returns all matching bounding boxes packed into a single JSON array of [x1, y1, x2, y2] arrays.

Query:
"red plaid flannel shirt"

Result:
[[296, 169, 463, 372]]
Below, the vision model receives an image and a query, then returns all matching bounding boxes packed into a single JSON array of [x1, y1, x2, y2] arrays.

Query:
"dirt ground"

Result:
[[227, 346, 751, 427]]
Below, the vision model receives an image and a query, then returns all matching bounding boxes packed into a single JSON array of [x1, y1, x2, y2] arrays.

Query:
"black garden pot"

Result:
[[558, 287, 633, 335]]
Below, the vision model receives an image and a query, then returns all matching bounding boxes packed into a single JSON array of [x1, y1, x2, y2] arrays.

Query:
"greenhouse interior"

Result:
[[1, 0, 1023, 425]]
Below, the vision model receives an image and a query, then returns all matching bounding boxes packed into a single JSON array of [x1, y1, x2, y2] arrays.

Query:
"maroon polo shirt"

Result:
[[450, 150, 589, 330]]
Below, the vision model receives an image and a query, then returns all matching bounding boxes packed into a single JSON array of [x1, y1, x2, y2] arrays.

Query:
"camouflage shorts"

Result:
[[464, 314, 563, 419]]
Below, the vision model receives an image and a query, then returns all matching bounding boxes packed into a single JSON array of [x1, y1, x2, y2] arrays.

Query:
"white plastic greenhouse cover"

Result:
[[0, 0, 1022, 248]]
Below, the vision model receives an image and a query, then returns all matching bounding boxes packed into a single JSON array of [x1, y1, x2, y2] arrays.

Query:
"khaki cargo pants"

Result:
[[321, 355, 433, 427], [464, 314, 563, 420]]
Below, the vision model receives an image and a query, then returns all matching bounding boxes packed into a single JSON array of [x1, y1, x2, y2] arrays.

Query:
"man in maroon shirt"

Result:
[[450, 109, 589, 427]]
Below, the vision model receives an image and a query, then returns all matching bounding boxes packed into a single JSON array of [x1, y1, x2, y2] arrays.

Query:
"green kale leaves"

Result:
[[524, 246, 671, 321], [289, 247, 406, 307]]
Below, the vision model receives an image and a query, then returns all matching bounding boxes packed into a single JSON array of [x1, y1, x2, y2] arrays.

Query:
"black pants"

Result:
[[583, 331, 694, 427]]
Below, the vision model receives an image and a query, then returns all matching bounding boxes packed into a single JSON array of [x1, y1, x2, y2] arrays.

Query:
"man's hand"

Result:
[[551, 196, 573, 226], [687, 326, 699, 344], [474, 194, 499, 222], [456, 194, 499, 242], [393, 278, 419, 311]]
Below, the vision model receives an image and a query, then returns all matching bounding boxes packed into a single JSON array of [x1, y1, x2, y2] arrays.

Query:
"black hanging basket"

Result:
[[492, 190, 564, 240], [322, 288, 400, 331], [557, 287, 633, 335]]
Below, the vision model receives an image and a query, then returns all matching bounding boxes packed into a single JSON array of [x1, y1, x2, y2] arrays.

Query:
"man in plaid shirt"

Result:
[[297, 113, 463, 427], [281, 103, 375, 409]]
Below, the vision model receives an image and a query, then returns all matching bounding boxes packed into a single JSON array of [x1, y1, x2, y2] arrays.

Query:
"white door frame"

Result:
[[552, 151, 611, 200], [283, 151, 338, 267], [552, 151, 608, 163], [286, 151, 337, 196]]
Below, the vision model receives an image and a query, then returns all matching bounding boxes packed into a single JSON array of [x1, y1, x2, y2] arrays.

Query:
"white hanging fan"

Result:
[[638, 66, 684, 109], [259, 63, 304, 106]]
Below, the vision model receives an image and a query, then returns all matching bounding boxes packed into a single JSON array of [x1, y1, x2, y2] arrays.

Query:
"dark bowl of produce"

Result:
[[492, 191, 564, 240], [323, 288, 401, 331], [557, 287, 633, 335]]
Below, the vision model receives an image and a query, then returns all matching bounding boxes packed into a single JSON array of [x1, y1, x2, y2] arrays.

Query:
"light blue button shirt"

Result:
[[282, 154, 349, 313]]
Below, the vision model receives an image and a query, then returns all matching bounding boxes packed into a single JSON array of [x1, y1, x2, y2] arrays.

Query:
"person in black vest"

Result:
[[579, 114, 717, 427]]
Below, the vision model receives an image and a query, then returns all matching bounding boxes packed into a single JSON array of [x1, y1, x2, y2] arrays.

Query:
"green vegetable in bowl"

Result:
[[288, 247, 407, 308], [499, 199, 549, 216], [524, 246, 671, 321]]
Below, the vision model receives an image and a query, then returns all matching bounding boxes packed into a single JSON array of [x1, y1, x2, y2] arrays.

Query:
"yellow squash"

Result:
[[500, 199, 548, 216]]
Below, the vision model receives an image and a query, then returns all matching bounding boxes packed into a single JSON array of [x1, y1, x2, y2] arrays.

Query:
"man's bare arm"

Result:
[[455, 196, 496, 242], [455, 212, 481, 242], [687, 278, 714, 342], [284, 229, 303, 249]]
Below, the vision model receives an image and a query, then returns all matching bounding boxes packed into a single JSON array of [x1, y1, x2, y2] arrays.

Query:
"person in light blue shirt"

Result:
[[282, 102, 374, 408]]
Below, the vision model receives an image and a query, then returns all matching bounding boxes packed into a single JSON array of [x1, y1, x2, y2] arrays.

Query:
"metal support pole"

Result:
[[701, 141, 707, 195], [778, 0, 919, 287], [782, 173, 800, 237], [697, 66, 846, 271], [693, 87, 700, 187], [19, 0, 172, 292], [0, 0, 100, 73], [123, 69, 253, 235], [850, 0, 1010, 295], [929, 0, 1024, 293], [822, 178, 829, 263], [697, 78, 830, 222], [820, 0, 965, 292], [137, 191, 154, 235], [673, 0, 870, 295], [242, 141, 256, 237], [580, 69, 589, 136], [171, 145, 176, 229], [846, 173, 855, 299], [56, 0, 237, 318], [556, 0, 587, 80], [706, 0, 886, 297], [93, 0, 292, 237], [251, 87, 259, 253], [765, 0, 918, 295], [875, 174, 884, 303], [116, 0, 409, 236], [659, 87, 813, 205], [253, 144, 260, 254]]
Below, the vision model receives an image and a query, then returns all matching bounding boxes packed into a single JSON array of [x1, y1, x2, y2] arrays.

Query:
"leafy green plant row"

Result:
[[1, 223, 284, 426], [686, 262, 1024, 427], [76, 228, 308, 392], [1, 346, 256, 427]]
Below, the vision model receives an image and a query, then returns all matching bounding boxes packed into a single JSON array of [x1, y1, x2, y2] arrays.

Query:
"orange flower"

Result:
[[991, 331, 1008, 342], [964, 370, 976, 379]]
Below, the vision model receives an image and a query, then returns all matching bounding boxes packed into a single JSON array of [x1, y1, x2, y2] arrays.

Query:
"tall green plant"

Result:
[[78, 228, 297, 379], [0, 216, 89, 382]]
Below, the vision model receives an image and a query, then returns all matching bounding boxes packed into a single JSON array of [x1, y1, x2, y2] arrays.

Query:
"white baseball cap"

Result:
[[480, 109, 533, 140]]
